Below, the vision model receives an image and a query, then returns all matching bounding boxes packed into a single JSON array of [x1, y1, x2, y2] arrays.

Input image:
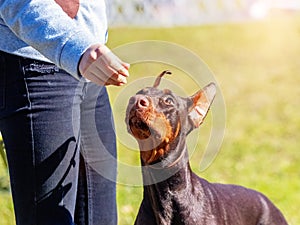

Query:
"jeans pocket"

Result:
[[0, 55, 5, 109], [0, 53, 32, 119]]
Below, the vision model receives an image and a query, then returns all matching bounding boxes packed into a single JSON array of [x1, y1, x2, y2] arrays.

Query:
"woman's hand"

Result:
[[79, 44, 130, 86]]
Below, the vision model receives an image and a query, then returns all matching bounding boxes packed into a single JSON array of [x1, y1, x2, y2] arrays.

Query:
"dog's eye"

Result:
[[163, 97, 174, 106]]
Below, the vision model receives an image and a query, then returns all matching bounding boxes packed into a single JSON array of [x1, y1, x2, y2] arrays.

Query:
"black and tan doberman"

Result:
[[125, 71, 288, 225]]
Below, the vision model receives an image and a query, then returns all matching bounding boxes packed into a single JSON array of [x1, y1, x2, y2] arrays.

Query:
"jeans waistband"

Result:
[[0, 50, 63, 74], [0, 50, 55, 66]]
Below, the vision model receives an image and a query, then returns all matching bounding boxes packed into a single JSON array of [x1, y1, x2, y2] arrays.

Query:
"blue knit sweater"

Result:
[[0, 0, 108, 79]]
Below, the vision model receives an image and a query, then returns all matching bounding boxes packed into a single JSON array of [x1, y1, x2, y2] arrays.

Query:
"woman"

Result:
[[0, 0, 129, 224]]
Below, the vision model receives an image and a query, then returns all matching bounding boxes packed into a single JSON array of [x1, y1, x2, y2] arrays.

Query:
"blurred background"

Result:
[[1, 0, 299, 224], [107, 0, 300, 26]]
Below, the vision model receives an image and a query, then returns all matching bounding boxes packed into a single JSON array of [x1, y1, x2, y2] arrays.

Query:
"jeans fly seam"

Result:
[[79, 139, 93, 225], [86, 159, 94, 225], [21, 61, 38, 224]]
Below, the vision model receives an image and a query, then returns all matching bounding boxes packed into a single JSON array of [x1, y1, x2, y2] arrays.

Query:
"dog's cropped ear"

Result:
[[188, 83, 216, 128]]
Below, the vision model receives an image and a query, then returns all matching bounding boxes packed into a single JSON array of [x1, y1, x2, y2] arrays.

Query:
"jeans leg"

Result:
[[77, 83, 117, 225], [0, 53, 85, 225]]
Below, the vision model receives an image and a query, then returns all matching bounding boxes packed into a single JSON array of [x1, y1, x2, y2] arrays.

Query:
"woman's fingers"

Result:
[[79, 44, 130, 86]]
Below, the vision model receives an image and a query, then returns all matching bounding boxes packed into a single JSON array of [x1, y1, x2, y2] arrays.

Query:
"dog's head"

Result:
[[125, 71, 216, 165]]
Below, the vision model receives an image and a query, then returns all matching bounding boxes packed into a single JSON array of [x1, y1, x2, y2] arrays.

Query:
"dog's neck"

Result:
[[140, 132, 188, 182], [140, 136, 202, 224]]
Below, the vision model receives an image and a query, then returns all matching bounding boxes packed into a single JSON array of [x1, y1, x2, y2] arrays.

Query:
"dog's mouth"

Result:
[[127, 109, 174, 164], [128, 115, 151, 140], [128, 109, 161, 141]]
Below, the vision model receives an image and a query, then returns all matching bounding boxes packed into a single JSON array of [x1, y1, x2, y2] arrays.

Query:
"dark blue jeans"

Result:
[[0, 51, 117, 225]]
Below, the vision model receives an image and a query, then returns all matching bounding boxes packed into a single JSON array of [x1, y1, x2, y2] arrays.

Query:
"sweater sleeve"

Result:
[[0, 0, 100, 78]]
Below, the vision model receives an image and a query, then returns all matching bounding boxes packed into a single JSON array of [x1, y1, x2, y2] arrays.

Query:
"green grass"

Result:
[[1, 12, 300, 224], [0, 140, 14, 225]]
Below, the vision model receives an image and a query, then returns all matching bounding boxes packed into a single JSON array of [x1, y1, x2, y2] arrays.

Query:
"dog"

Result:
[[125, 70, 288, 225]]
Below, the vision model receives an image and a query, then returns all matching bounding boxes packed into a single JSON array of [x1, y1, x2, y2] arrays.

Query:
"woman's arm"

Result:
[[0, 0, 99, 77]]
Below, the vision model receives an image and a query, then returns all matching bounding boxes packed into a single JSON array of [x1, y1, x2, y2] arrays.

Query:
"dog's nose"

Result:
[[129, 95, 150, 109], [136, 95, 149, 108], [129, 95, 149, 109]]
